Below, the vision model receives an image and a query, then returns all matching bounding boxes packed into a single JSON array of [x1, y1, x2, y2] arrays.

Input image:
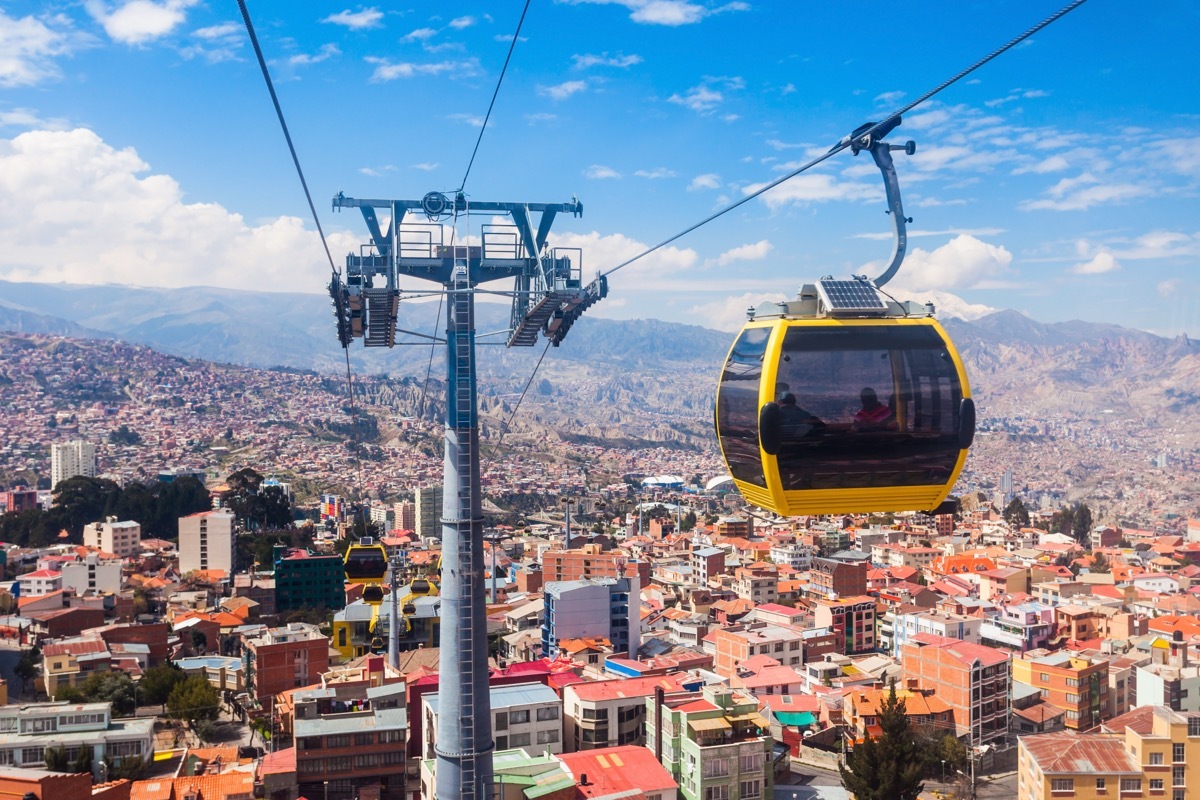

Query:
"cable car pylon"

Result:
[[330, 191, 591, 800]]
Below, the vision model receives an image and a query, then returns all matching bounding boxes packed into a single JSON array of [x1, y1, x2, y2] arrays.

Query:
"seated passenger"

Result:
[[778, 392, 824, 440], [853, 387, 897, 432]]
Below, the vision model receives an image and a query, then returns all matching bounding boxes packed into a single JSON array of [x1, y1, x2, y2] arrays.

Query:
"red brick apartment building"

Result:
[[541, 544, 650, 584], [813, 596, 877, 655], [241, 622, 329, 704], [808, 554, 869, 599], [902, 632, 1011, 746]]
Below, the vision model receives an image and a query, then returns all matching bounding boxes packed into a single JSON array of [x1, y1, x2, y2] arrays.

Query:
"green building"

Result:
[[645, 685, 775, 800], [274, 546, 345, 612]]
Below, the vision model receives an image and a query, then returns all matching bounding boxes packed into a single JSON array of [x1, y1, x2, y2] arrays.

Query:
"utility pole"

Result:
[[331, 192, 596, 800]]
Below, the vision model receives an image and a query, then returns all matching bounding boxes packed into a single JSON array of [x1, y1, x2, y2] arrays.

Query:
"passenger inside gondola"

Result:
[[852, 387, 897, 432], [777, 392, 824, 440]]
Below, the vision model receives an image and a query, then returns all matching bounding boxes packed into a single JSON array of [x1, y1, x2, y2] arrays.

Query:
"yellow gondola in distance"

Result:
[[344, 537, 388, 585], [715, 282, 975, 517]]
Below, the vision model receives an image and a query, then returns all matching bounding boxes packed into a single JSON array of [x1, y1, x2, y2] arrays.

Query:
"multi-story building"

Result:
[[414, 485, 443, 541], [768, 542, 813, 571], [813, 596, 876, 655], [1135, 633, 1200, 713], [734, 568, 778, 606], [1017, 706, 1200, 800], [902, 633, 1011, 746], [178, 509, 235, 575], [394, 500, 416, 531], [319, 493, 345, 523], [692, 546, 727, 585], [1013, 649, 1110, 731], [294, 701, 407, 800], [241, 622, 330, 704], [870, 543, 940, 570], [562, 674, 696, 751], [714, 516, 752, 538], [888, 609, 982, 658], [50, 440, 95, 490], [423, 682, 563, 758], [273, 548, 346, 612], [542, 545, 650, 585], [980, 602, 1055, 653], [844, 684, 955, 746], [81, 517, 142, 558], [807, 552, 869, 599], [0, 487, 39, 513], [0, 701, 153, 779], [543, 577, 639, 659], [15, 569, 61, 597], [646, 685, 774, 800], [59, 553, 122, 596], [711, 622, 806, 678]]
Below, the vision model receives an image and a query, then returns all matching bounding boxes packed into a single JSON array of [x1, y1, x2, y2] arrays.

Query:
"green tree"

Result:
[[681, 511, 697, 532], [1003, 496, 1031, 528], [166, 675, 220, 725], [1090, 551, 1111, 574], [76, 670, 136, 716], [44, 745, 68, 772], [139, 662, 187, 706], [1072, 503, 1094, 545], [839, 683, 926, 800], [14, 645, 40, 697], [52, 475, 122, 537]]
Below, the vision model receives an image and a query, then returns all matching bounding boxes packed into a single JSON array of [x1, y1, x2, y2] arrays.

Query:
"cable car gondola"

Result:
[[343, 537, 388, 585], [715, 121, 975, 517]]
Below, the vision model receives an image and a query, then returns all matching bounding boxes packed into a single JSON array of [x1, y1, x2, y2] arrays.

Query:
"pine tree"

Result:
[[1002, 496, 1030, 528], [839, 683, 926, 800]]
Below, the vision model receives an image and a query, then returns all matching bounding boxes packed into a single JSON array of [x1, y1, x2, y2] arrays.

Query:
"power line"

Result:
[[485, 339, 552, 468], [599, 0, 1090, 280], [457, 0, 533, 194], [235, 0, 339, 280]]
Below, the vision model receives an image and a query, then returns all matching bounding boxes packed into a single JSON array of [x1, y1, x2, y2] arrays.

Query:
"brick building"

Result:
[[807, 553, 869, 599], [241, 622, 330, 705], [711, 622, 806, 678], [1014, 649, 1111, 731], [813, 596, 877, 655], [541, 545, 650, 585], [902, 633, 1011, 746]]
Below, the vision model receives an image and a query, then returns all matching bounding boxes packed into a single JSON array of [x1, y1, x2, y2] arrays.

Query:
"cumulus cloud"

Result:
[[713, 240, 772, 267], [563, 0, 748, 26], [891, 235, 1014, 292], [547, 229, 698, 283], [538, 80, 587, 101], [1157, 279, 1181, 298], [289, 44, 340, 67], [0, 128, 359, 292], [402, 27, 438, 42], [448, 16, 475, 29], [1020, 172, 1151, 211], [322, 8, 384, 29], [0, 108, 70, 130], [1072, 252, 1120, 275], [0, 10, 82, 87], [634, 167, 676, 179], [742, 173, 880, 209], [572, 52, 642, 69], [84, 0, 199, 45], [668, 84, 723, 113], [584, 164, 621, 180], [1012, 154, 1069, 175], [366, 57, 480, 82], [688, 173, 721, 191], [687, 292, 788, 332]]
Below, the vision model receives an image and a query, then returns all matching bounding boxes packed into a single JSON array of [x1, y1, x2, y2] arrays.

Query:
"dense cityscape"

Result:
[[0, 330, 1199, 800]]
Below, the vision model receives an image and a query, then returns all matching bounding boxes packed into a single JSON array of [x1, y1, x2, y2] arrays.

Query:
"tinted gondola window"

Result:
[[345, 549, 387, 580], [717, 327, 770, 487], [773, 325, 962, 490]]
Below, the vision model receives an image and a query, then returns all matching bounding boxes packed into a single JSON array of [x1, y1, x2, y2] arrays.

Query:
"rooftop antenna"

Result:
[[330, 191, 593, 800]]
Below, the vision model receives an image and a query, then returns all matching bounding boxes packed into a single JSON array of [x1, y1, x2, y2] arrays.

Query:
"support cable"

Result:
[[599, 0, 1089, 280], [485, 339, 552, 468], [457, 0, 533, 194]]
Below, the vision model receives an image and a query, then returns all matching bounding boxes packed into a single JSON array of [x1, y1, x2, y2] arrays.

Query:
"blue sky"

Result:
[[1, 0, 1198, 335]]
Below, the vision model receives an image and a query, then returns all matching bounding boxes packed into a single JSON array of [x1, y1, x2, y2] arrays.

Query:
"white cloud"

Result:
[[572, 52, 642, 69], [448, 16, 475, 29], [584, 164, 621, 180], [548, 229, 698, 281], [688, 173, 721, 191], [412, 162, 439, 172], [890, 235, 1014, 292], [193, 22, 239, 40], [853, 227, 1006, 241], [322, 8, 384, 30], [886, 289, 998, 321], [525, 113, 557, 125], [634, 167, 676, 179], [538, 80, 587, 101], [366, 57, 480, 82], [446, 113, 484, 127], [0, 10, 79, 87], [402, 27, 439, 42], [713, 240, 772, 266], [742, 173, 880, 209], [1020, 172, 1150, 211], [85, 0, 199, 45], [290, 44, 341, 67], [1013, 154, 1068, 175], [0, 108, 69, 130], [0, 128, 359, 292], [1072, 252, 1120, 275], [780, 83, 796, 95], [1157, 279, 1181, 298], [687, 292, 787, 332], [874, 90, 905, 106], [668, 85, 723, 113]]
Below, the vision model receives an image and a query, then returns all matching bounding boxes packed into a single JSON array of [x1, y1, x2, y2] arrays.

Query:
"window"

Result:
[[326, 734, 350, 748], [1066, 678, 1079, 687], [1040, 673, 1051, 682], [1067, 694, 1079, 703], [1173, 766, 1184, 787], [354, 754, 378, 768], [703, 786, 729, 800], [536, 729, 559, 744], [495, 736, 507, 750], [508, 733, 531, 748], [21, 747, 44, 765], [1096, 778, 1106, 790], [703, 758, 730, 778], [1051, 778, 1074, 792], [1174, 744, 1185, 762], [495, 714, 507, 731], [1150, 779, 1164, 791], [354, 732, 374, 746], [1150, 753, 1164, 766], [1120, 779, 1142, 792], [740, 780, 762, 798], [740, 753, 763, 773], [1189, 718, 1200, 737], [536, 706, 559, 722]]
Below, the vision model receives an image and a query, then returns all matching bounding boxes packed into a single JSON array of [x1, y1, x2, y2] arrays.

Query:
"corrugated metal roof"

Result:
[[1022, 732, 1140, 774]]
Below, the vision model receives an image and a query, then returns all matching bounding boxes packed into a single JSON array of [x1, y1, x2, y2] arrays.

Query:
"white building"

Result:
[[0, 701, 154, 777], [889, 609, 982, 658], [178, 510, 236, 575], [422, 682, 562, 758], [50, 440, 96, 490], [16, 569, 62, 597], [562, 674, 694, 751], [543, 576, 640, 659], [769, 542, 814, 571], [59, 553, 123, 596], [82, 517, 142, 558]]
